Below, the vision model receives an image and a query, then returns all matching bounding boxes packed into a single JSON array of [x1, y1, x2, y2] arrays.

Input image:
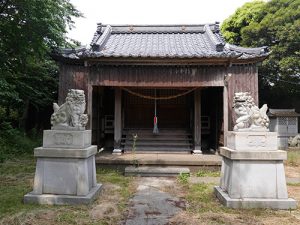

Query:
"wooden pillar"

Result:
[[87, 85, 93, 130], [223, 85, 229, 147], [113, 88, 122, 154], [193, 89, 202, 154]]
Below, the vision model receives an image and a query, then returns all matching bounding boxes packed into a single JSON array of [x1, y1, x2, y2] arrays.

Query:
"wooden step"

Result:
[[124, 146, 191, 151], [123, 142, 192, 147], [122, 137, 192, 141], [123, 130, 191, 135], [122, 128, 193, 153], [121, 139, 191, 145]]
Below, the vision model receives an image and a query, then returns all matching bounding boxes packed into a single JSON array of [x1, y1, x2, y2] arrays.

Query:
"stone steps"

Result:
[[124, 166, 190, 177], [122, 128, 193, 153]]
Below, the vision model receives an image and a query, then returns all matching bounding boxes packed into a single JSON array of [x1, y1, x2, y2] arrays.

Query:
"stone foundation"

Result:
[[215, 132, 297, 209], [24, 130, 101, 205]]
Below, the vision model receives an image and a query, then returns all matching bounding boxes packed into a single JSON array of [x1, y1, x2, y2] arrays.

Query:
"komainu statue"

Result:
[[288, 135, 300, 148], [233, 92, 269, 131], [51, 89, 88, 130]]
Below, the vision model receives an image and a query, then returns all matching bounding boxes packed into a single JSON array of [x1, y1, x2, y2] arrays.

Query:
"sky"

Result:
[[68, 0, 252, 46]]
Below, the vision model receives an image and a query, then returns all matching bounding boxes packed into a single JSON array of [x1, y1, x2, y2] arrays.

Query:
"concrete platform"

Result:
[[214, 186, 297, 209], [24, 184, 102, 205], [96, 152, 221, 167], [125, 166, 190, 177]]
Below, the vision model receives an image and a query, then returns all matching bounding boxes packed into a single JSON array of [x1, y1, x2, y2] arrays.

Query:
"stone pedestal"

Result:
[[24, 130, 102, 205], [214, 131, 296, 209]]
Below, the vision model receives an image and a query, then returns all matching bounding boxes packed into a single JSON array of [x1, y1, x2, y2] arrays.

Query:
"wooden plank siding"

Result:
[[58, 63, 89, 104], [227, 64, 259, 130], [88, 65, 226, 87], [58, 63, 259, 134]]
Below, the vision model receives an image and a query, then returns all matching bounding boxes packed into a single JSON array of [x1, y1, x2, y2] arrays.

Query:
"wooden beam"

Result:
[[223, 85, 228, 147], [193, 89, 202, 154], [113, 88, 122, 154], [87, 85, 93, 130]]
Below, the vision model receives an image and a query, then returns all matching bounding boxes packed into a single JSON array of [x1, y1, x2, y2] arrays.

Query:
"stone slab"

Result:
[[124, 166, 190, 177], [125, 178, 185, 225], [220, 147, 287, 160], [34, 145, 97, 158], [24, 184, 102, 205], [43, 130, 91, 149], [220, 157, 288, 199], [227, 131, 277, 151], [214, 186, 297, 209], [96, 153, 222, 166]]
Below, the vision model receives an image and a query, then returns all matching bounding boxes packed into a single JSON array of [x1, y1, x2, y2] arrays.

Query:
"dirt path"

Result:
[[124, 177, 186, 225]]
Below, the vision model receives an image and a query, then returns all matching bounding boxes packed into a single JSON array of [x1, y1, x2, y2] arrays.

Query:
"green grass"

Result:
[[0, 157, 48, 218], [287, 182, 300, 186], [177, 172, 190, 184], [195, 169, 220, 177], [287, 150, 300, 167], [181, 182, 298, 224], [0, 158, 134, 224]]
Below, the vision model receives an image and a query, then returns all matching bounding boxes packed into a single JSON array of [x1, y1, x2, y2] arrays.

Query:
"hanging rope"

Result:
[[121, 87, 198, 100], [153, 89, 159, 134]]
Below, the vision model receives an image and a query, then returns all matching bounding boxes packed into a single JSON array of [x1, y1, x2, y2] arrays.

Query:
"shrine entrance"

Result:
[[92, 86, 223, 153], [123, 88, 193, 129]]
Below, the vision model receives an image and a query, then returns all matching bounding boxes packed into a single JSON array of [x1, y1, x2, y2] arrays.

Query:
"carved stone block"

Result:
[[42, 130, 91, 149], [227, 131, 277, 151]]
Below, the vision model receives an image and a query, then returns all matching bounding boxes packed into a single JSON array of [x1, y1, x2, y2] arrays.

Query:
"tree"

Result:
[[221, 0, 300, 109], [0, 0, 81, 129]]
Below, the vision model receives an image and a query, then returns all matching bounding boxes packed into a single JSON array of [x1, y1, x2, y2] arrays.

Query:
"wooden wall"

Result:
[[89, 65, 225, 87], [58, 62, 259, 133], [227, 64, 259, 130], [58, 63, 88, 104]]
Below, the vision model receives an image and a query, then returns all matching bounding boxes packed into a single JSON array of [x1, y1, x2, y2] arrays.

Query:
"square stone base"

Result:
[[24, 184, 102, 205], [214, 186, 297, 209], [227, 131, 277, 151], [43, 130, 91, 149]]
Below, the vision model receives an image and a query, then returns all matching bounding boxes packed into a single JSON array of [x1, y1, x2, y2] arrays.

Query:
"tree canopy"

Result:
[[221, 0, 300, 108], [0, 0, 81, 129]]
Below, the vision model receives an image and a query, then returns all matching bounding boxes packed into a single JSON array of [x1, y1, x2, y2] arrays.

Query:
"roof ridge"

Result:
[[91, 25, 112, 50], [204, 24, 224, 52], [225, 43, 268, 55]]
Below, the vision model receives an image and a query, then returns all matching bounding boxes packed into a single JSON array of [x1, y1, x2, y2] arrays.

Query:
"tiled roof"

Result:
[[56, 23, 269, 62], [268, 109, 300, 117]]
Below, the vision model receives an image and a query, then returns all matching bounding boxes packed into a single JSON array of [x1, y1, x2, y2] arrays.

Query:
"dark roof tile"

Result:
[[57, 23, 269, 62]]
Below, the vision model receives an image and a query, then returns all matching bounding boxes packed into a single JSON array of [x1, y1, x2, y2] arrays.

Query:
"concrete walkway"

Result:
[[124, 177, 186, 225]]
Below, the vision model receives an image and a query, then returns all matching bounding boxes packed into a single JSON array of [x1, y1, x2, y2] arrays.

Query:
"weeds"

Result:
[[196, 169, 220, 177], [131, 134, 139, 167], [287, 151, 300, 167], [177, 172, 190, 184]]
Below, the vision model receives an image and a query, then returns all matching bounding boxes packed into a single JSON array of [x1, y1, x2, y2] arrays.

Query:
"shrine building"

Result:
[[53, 23, 269, 154]]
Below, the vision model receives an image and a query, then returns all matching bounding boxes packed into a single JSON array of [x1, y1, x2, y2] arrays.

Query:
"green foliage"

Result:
[[221, 0, 300, 107], [0, 122, 41, 162], [0, 0, 82, 128], [221, 1, 266, 45], [177, 172, 190, 184]]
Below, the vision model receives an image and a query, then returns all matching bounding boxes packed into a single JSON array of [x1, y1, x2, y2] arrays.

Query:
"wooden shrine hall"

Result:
[[53, 23, 269, 154]]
